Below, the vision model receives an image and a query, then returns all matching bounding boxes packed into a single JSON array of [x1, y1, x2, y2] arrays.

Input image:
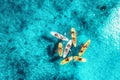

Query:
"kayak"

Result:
[[71, 28, 76, 47], [63, 40, 72, 58], [58, 42, 63, 57], [60, 56, 73, 65], [73, 56, 87, 62], [51, 31, 68, 41], [78, 39, 91, 56]]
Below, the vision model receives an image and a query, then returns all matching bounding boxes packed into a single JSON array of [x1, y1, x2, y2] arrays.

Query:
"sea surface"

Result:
[[0, 0, 120, 80]]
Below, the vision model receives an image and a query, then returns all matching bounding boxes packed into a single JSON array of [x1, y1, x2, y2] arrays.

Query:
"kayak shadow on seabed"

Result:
[[47, 40, 62, 62]]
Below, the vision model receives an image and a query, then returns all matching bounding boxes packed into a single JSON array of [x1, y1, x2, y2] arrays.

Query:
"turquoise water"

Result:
[[0, 0, 120, 80]]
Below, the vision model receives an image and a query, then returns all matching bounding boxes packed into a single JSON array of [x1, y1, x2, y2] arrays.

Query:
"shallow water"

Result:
[[0, 0, 120, 80]]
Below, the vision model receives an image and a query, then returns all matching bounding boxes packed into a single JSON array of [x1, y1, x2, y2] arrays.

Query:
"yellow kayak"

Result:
[[73, 56, 87, 62], [71, 28, 77, 47], [78, 40, 91, 56], [58, 42, 63, 57], [60, 56, 73, 65]]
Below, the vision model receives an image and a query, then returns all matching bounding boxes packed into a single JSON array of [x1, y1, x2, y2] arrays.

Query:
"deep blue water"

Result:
[[0, 0, 120, 80]]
